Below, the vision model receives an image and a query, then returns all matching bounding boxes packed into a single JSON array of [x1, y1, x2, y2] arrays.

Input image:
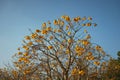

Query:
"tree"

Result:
[[104, 51, 120, 80], [117, 51, 120, 61], [12, 15, 110, 80]]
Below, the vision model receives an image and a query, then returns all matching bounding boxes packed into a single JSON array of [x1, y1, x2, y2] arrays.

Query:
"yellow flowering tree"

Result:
[[12, 15, 110, 80]]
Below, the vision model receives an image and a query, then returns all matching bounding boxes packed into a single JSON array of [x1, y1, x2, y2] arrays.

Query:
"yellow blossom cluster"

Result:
[[86, 52, 95, 60], [53, 19, 64, 26], [66, 25, 69, 30], [61, 15, 71, 22], [18, 52, 22, 55], [86, 56, 95, 60], [25, 36, 31, 40], [31, 33, 38, 39], [23, 45, 29, 50], [71, 68, 85, 76], [82, 40, 90, 46], [73, 16, 80, 22], [94, 61, 100, 66], [48, 46, 53, 50], [95, 45, 102, 51], [41, 29, 48, 34], [35, 29, 41, 33], [71, 68, 77, 75], [78, 70, 85, 75], [42, 23, 46, 28], [18, 57, 30, 63], [75, 45, 85, 56]]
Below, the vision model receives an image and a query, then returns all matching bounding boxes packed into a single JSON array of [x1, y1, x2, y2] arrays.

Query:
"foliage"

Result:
[[103, 51, 120, 80], [117, 51, 120, 61], [1, 15, 111, 80]]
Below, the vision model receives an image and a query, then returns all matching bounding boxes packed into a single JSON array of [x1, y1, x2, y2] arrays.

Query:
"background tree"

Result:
[[12, 15, 110, 80], [117, 51, 120, 61], [104, 51, 120, 80]]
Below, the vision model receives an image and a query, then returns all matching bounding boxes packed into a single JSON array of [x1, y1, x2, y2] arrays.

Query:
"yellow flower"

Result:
[[46, 27, 52, 31], [35, 29, 40, 33], [67, 32, 71, 35], [42, 23, 46, 28], [87, 52, 92, 56], [61, 15, 65, 19], [82, 17, 86, 21], [88, 17, 92, 20], [23, 52, 29, 56], [18, 57, 23, 62], [86, 23, 91, 27], [39, 35, 44, 39], [27, 41, 33, 46], [68, 38, 73, 43], [41, 29, 48, 34], [75, 45, 85, 54], [86, 56, 89, 60], [73, 17, 80, 22], [66, 25, 69, 30], [95, 45, 102, 51], [78, 70, 85, 75], [31, 33, 38, 39], [23, 45, 29, 50], [25, 36, 31, 40], [60, 21, 64, 26], [71, 68, 77, 75], [94, 61, 100, 66], [57, 19, 61, 24], [48, 46, 53, 50], [53, 20, 58, 25], [73, 18, 78, 22], [18, 52, 22, 55], [90, 56, 94, 60], [86, 53, 94, 60], [77, 16, 80, 20], [35, 40, 42, 43], [23, 58, 30, 63], [82, 40, 90, 46], [65, 16, 70, 21], [86, 34, 91, 39], [77, 52, 83, 56]]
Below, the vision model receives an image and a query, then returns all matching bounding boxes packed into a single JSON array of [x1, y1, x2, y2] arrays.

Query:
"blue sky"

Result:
[[0, 0, 120, 68]]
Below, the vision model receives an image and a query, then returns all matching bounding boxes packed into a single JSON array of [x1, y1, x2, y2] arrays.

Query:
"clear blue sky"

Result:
[[0, 0, 120, 68]]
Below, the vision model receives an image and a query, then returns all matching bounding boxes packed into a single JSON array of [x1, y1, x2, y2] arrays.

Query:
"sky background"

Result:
[[0, 0, 120, 68]]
